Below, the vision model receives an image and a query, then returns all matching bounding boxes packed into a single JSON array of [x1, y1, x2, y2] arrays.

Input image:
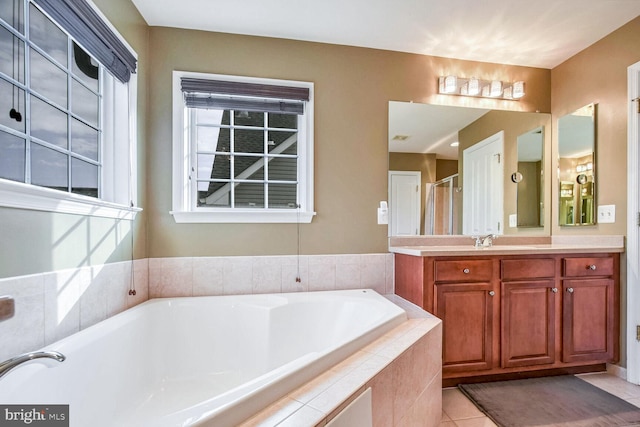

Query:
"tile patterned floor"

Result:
[[440, 373, 640, 426]]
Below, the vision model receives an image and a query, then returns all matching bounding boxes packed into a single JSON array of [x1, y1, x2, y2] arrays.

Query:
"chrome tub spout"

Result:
[[0, 351, 65, 379]]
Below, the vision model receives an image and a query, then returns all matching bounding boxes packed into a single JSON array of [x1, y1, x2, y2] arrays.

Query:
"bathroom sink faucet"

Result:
[[473, 234, 497, 248], [0, 351, 65, 380]]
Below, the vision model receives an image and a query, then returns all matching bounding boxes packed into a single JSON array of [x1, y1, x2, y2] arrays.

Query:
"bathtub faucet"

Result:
[[0, 351, 66, 380]]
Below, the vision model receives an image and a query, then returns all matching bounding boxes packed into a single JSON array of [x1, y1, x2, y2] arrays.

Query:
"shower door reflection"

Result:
[[428, 174, 461, 235]]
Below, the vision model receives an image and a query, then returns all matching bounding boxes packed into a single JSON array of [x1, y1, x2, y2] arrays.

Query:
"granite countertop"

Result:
[[388, 235, 625, 257]]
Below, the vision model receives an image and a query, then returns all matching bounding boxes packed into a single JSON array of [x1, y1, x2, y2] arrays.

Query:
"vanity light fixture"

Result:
[[438, 76, 525, 100], [468, 77, 480, 96], [512, 81, 525, 99], [440, 75, 458, 94], [489, 80, 503, 97], [450, 141, 459, 147], [576, 162, 594, 173]]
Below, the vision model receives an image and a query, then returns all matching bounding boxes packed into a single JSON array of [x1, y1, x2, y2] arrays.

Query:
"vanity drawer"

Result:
[[563, 257, 614, 277], [502, 258, 555, 280], [435, 260, 493, 282]]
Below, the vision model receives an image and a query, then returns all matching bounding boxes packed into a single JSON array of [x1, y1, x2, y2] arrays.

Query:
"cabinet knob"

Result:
[[488, 291, 495, 296], [551, 287, 558, 293], [567, 287, 574, 293], [463, 268, 470, 274], [588, 264, 597, 270]]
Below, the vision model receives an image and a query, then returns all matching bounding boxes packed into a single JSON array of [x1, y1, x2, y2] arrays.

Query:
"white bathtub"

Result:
[[0, 289, 406, 426]]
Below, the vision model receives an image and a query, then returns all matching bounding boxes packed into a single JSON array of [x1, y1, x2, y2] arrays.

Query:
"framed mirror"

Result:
[[388, 101, 551, 236], [515, 127, 544, 227], [558, 104, 596, 226]]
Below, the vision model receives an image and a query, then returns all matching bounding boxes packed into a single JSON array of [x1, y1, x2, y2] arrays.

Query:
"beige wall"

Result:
[[388, 153, 437, 234], [517, 161, 542, 227], [146, 27, 551, 257], [551, 16, 640, 236], [458, 110, 551, 235], [436, 159, 458, 181]]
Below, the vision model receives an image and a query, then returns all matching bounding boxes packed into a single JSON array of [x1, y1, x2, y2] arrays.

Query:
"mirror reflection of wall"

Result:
[[388, 101, 551, 237], [516, 127, 544, 227], [558, 104, 596, 226]]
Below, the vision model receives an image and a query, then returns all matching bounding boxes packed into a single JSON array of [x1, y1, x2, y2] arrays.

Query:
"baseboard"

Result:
[[606, 363, 628, 380], [442, 364, 606, 388]]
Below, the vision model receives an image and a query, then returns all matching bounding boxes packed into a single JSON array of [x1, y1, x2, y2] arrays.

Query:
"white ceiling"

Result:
[[389, 102, 488, 159], [131, 0, 640, 69]]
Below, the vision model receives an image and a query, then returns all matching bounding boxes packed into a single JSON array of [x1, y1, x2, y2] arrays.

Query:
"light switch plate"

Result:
[[377, 207, 388, 225], [509, 214, 517, 228], [598, 204, 616, 223]]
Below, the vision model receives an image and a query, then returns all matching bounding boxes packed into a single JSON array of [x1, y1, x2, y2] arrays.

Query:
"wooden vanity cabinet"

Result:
[[562, 256, 619, 363], [433, 259, 498, 374], [500, 258, 557, 368], [394, 252, 620, 383]]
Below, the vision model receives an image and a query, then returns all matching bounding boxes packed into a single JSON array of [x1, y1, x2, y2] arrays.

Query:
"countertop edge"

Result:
[[389, 245, 625, 257]]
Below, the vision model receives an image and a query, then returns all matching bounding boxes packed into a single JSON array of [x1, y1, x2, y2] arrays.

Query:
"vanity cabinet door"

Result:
[[435, 282, 497, 373], [501, 280, 556, 368], [562, 278, 616, 363]]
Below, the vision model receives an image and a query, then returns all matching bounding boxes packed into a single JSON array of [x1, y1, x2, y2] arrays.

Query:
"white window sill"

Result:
[[0, 179, 141, 220], [170, 209, 316, 224]]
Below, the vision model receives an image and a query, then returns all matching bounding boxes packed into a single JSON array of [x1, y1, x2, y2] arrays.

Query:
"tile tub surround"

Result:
[[149, 253, 395, 298], [0, 253, 393, 364], [240, 298, 443, 427], [0, 259, 149, 361], [0, 253, 432, 427]]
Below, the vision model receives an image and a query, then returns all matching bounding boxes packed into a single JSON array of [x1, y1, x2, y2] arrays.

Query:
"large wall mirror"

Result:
[[558, 104, 596, 226], [388, 101, 551, 236]]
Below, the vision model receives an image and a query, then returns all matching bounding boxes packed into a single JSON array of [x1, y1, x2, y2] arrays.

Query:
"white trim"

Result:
[[462, 130, 505, 236], [606, 363, 628, 380], [0, 179, 141, 220], [388, 171, 421, 236], [172, 71, 315, 224], [627, 60, 640, 385], [170, 210, 315, 224]]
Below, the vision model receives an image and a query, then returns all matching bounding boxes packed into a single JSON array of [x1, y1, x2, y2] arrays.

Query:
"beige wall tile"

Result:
[[0, 274, 45, 360], [192, 257, 224, 296]]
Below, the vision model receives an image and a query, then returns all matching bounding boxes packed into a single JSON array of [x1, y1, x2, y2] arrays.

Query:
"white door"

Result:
[[462, 131, 504, 236], [388, 171, 421, 236], [627, 60, 640, 384]]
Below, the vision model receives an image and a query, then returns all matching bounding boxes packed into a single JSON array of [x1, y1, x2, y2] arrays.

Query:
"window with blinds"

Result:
[[172, 72, 315, 223], [0, 0, 139, 219]]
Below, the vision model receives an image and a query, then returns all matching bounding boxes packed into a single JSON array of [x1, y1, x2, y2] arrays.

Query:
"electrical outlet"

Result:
[[597, 205, 615, 224]]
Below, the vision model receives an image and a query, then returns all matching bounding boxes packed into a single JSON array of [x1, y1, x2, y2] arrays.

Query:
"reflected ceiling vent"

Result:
[[392, 135, 410, 141]]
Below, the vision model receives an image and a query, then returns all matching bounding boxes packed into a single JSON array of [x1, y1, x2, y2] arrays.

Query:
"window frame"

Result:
[[0, 0, 140, 220], [171, 71, 315, 224]]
